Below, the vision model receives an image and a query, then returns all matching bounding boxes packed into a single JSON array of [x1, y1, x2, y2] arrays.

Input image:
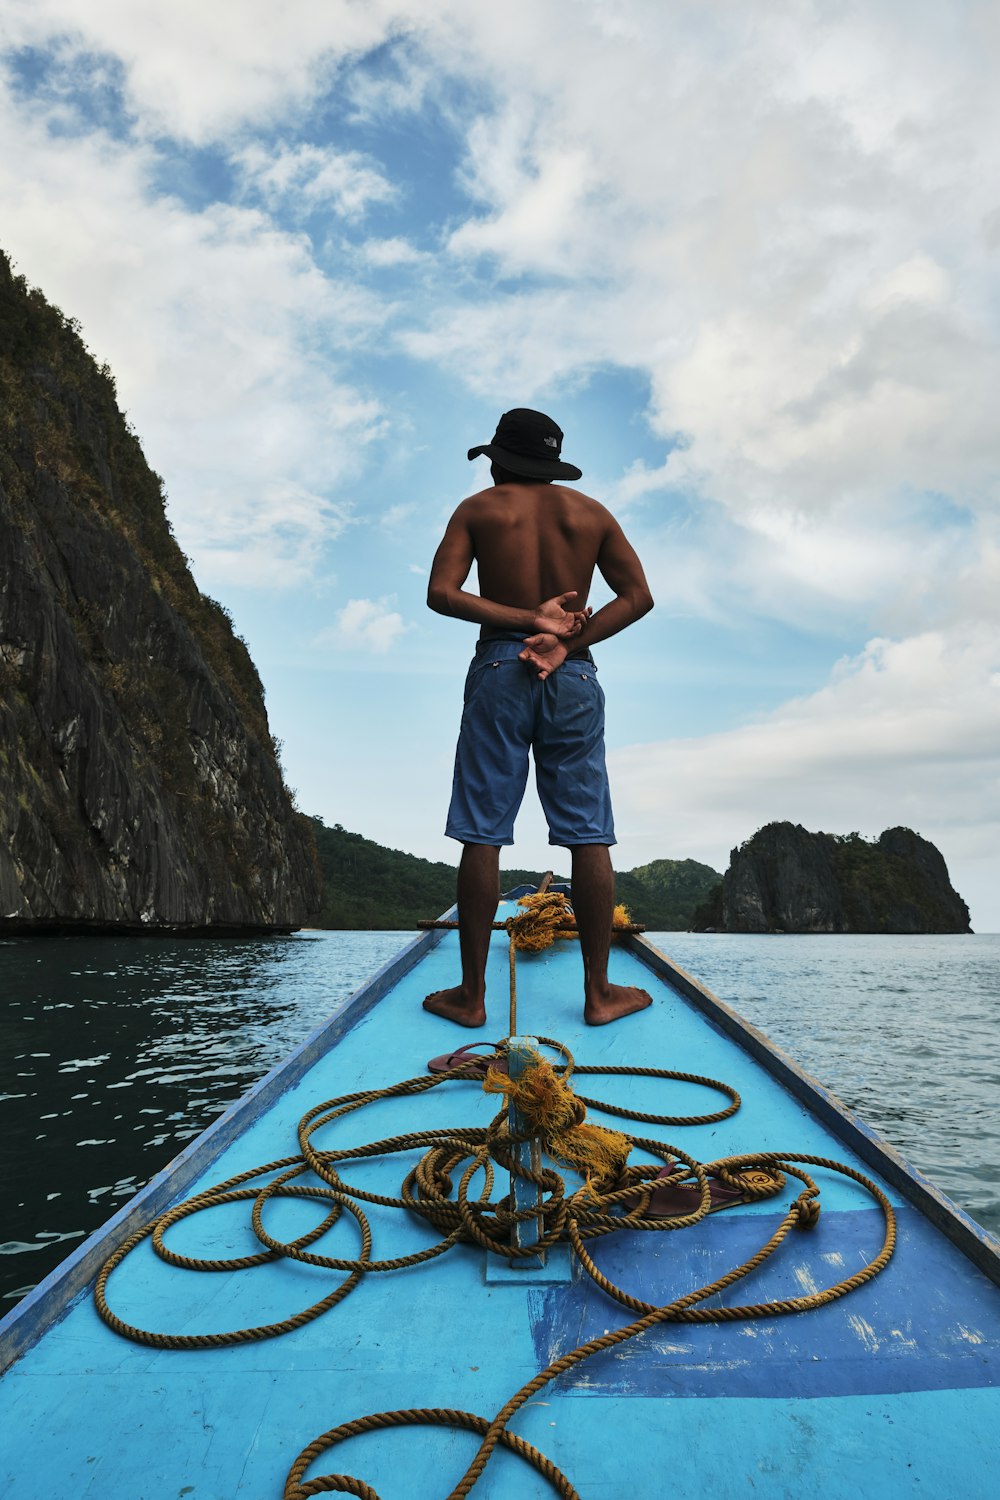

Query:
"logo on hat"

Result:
[[543, 436, 558, 448]]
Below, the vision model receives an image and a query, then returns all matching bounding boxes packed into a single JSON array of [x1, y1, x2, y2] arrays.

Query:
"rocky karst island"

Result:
[[0, 251, 321, 932], [693, 822, 972, 934]]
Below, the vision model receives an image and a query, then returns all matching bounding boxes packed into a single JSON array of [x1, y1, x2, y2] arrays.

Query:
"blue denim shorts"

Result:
[[445, 637, 616, 848]]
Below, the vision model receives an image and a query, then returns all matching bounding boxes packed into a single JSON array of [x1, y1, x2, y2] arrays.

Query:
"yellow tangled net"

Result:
[[506, 891, 633, 953], [483, 1049, 631, 1193]]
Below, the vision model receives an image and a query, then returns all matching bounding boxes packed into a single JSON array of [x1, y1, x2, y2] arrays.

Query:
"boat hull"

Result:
[[2, 905, 998, 1498]]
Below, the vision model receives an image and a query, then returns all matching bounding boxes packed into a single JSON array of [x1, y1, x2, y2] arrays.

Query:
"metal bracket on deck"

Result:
[[484, 1035, 574, 1285], [508, 1035, 545, 1268]]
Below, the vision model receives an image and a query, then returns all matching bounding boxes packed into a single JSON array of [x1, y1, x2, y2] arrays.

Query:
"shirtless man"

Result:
[[423, 407, 654, 1027]]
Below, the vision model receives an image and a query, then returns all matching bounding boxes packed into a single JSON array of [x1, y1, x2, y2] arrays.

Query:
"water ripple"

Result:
[[0, 931, 407, 1303], [654, 931, 1000, 1242]]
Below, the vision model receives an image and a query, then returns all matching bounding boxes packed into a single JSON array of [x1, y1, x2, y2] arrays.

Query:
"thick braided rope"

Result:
[[505, 891, 576, 952], [281, 1408, 579, 1499], [94, 1049, 741, 1344], [532, 1032, 742, 1125], [282, 1147, 895, 1499], [502, 893, 635, 956], [94, 1069, 892, 1335], [424, 1153, 896, 1500], [95, 1173, 373, 1348], [94, 1032, 896, 1496], [276, 951, 892, 1498]]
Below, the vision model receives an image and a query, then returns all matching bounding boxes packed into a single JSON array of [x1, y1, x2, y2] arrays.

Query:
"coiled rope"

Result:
[[95, 1059, 895, 1497], [94, 929, 896, 1499]]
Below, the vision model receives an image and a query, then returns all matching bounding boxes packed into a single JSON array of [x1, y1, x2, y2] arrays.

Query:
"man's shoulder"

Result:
[[549, 485, 616, 526], [452, 487, 505, 520], [550, 483, 602, 507], [455, 483, 611, 524]]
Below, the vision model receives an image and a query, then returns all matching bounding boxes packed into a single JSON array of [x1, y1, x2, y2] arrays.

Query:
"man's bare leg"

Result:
[[423, 842, 499, 1026], [571, 844, 652, 1025]]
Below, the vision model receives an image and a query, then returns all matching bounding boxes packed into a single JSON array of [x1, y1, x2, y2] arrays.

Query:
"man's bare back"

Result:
[[427, 479, 650, 674], [424, 410, 654, 1028], [463, 481, 608, 620]]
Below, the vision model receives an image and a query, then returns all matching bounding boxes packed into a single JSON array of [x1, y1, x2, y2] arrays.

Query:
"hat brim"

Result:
[[468, 443, 582, 483]]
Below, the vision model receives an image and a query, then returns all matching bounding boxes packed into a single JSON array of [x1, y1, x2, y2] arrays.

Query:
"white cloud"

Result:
[[0, 0, 408, 143], [380, 503, 415, 532], [449, 134, 594, 276], [400, 288, 607, 399], [10, 2, 1000, 593], [361, 236, 426, 267], [404, 0, 1000, 543], [609, 627, 1000, 928], [343, 52, 433, 125], [655, 286, 1000, 518], [234, 142, 395, 219], [0, 84, 390, 587], [325, 597, 410, 653], [866, 254, 952, 313], [187, 483, 357, 589]]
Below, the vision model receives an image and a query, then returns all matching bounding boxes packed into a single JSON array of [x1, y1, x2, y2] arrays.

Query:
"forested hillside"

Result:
[[613, 858, 725, 931], [310, 819, 721, 930]]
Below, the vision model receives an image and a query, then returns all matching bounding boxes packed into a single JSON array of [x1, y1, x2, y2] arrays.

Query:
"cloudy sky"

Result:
[[3, 1, 999, 928]]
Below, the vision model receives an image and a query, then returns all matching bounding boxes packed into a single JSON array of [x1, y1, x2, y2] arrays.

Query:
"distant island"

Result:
[[691, 822, 971, 934]]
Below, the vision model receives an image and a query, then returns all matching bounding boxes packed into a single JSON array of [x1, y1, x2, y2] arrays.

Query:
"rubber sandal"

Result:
[[620, 1164, 750, 1218], [427, 1043, 508, 1077], [646, 1169, 746, 1216]]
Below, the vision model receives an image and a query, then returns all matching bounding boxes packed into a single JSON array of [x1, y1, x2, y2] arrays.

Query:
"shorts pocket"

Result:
[[464, 655, 524, 706]]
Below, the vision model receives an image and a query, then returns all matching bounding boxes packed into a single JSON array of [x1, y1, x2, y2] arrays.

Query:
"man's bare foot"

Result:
[[584, 983, 653, 1026], [423, 986, 487, 1028]]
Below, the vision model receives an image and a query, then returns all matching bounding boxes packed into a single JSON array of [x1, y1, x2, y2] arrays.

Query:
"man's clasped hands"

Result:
[[519, 591, 591, 682]]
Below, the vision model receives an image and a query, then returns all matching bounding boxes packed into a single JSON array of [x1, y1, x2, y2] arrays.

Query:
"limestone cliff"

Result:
[[0, 251, 321, 931], [692, 822, 971, 934]]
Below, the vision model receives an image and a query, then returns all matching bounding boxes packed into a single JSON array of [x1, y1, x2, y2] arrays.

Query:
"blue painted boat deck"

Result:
[[2, 905, 999, 1498]]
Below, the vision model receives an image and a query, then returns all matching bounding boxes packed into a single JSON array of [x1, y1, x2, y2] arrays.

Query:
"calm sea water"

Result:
[[2, 929, 998, 1306], [656, 933, 1000, 1241]]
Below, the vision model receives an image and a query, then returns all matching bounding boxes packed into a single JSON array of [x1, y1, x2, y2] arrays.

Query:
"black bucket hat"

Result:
[[468, 408, 582, 481]]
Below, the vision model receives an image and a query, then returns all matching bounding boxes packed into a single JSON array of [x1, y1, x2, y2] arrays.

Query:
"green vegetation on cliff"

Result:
[[1, 249, 320, 929], [829, 827, 971, 932], [0, 253, 268, 751], [311, 818, 721, 930], [310, 820, 558, 929], [613, 858, 723, 930]]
